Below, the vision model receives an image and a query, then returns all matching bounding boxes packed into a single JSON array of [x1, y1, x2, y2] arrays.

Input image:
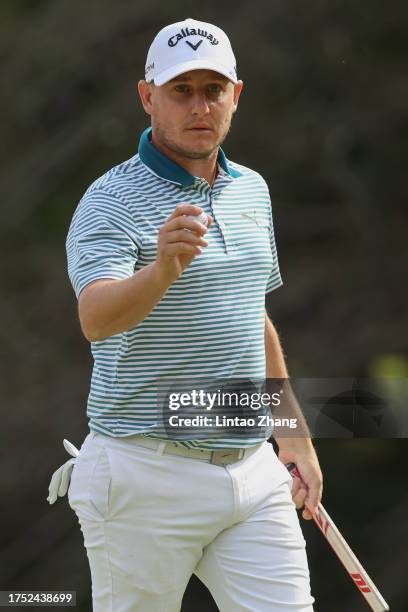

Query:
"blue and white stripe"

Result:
[[66, 128, 282, 448]]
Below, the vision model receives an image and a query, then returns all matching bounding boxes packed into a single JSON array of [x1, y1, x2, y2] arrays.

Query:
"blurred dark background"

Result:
[[1, 0, 407, 610]]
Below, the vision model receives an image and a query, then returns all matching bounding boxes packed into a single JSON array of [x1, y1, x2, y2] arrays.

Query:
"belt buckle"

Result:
[[210, 450, 239, 466]]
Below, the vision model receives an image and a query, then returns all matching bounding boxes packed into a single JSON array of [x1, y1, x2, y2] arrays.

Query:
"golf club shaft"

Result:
[[286, 463, 389, 612]]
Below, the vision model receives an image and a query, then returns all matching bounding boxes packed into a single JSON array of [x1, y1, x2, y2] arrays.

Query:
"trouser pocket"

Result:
[[89, 447, 112, 519], [68, 438, 112, 522]]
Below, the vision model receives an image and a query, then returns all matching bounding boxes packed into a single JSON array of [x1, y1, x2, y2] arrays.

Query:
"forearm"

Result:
[[264, 310, 312, 447], [79, 262, 176, 342], [264, 311, 288, 378], [264, 315, 322, 516]]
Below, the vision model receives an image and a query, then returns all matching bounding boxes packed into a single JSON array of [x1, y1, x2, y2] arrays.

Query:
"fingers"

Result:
[[157, 205, 213, 268], [165, 242, 203, 256], [291, 475, 302, 498], [302, 507, 314, 520], [166, 229, 208, 247], [165, 214, 209, 236], [292, 481, 318, 521], [167, 204, 204, 221], [166, 204, 212, 234], [292, 482, 308, 511], [304, 474, 323, 516], [284, 453, 323, 520]]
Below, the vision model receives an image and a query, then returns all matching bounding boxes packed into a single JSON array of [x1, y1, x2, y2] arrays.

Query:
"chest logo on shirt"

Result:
[[241, 211, 265, 229]]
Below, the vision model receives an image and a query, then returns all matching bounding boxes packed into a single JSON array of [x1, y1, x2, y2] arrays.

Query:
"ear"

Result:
[[232, 80, 244, 113], [138, 80, 154, 115]]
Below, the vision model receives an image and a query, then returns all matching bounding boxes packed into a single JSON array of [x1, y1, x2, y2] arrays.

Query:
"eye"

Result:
[[174, 84, 190, 93], [207, 83, 223, 94]]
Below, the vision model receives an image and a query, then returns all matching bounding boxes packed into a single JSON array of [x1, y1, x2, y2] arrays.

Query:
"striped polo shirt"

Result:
[[66, 127, 282, 449]]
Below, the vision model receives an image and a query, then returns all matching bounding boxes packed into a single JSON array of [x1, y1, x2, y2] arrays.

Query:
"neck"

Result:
[[151, 131, 218, 186]]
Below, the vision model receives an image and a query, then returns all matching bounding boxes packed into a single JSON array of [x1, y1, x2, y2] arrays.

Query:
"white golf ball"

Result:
[[185, 211, 208, 227]]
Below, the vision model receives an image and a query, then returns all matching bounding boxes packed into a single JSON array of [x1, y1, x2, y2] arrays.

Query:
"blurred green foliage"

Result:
[[1, 1, 406, 610]]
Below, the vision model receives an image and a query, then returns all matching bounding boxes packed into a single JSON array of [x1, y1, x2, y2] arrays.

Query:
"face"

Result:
[[138, 70, 243, 161]]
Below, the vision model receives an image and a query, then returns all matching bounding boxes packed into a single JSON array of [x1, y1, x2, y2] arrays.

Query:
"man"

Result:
[[49, 18, 322, 611]]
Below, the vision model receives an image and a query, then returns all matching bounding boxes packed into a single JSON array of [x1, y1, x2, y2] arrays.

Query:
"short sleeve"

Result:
[[66, 188, 141, 299], [265, 193, 283, 294]]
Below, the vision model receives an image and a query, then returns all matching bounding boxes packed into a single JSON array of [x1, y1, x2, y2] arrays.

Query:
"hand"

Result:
[[278, 443, 323, 520], [156, 204, 213, 280]]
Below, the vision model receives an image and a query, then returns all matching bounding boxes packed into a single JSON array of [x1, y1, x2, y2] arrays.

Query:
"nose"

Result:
[[191, 91, 210, 116]]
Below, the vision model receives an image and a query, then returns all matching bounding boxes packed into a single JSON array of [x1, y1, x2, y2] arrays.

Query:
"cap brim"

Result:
[[153, 59, 237, 86]]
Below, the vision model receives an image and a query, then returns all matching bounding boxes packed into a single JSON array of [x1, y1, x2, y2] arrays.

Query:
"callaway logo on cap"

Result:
[[145, 18, 237, 86]]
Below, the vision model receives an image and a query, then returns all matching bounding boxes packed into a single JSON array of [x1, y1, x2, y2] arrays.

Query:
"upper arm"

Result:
[[263, 183, 282, 295], [66, 189, 141, 299], [77, 278, 118, 338], [264, 308, 274, 330], [78, 277, 115, 312]]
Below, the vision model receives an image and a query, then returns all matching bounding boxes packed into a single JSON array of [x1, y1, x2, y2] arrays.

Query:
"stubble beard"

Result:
[[153, 120, 232, 161]]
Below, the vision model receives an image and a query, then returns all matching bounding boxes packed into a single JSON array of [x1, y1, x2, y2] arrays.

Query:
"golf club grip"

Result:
[[285, 463, 389, 612]]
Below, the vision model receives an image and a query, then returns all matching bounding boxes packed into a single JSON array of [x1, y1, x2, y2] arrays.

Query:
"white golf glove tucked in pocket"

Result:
[[47, 439, 79, 505]]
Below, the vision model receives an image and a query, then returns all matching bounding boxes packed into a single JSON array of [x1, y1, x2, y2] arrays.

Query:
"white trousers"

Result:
[[68, 432, 314, 611]]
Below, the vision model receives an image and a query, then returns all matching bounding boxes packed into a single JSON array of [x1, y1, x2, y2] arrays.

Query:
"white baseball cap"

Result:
[[145, 18, 237, 86]]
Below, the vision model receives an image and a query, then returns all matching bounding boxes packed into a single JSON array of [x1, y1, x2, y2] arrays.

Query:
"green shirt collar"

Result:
[[138, 127, 241, 186]]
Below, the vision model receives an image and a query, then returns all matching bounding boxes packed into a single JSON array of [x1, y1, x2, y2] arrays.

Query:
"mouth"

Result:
[[187, 126, 213, 132]]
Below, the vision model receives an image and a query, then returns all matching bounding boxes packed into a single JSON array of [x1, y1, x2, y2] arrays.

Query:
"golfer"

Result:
[[52, 18, 323, 611]]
